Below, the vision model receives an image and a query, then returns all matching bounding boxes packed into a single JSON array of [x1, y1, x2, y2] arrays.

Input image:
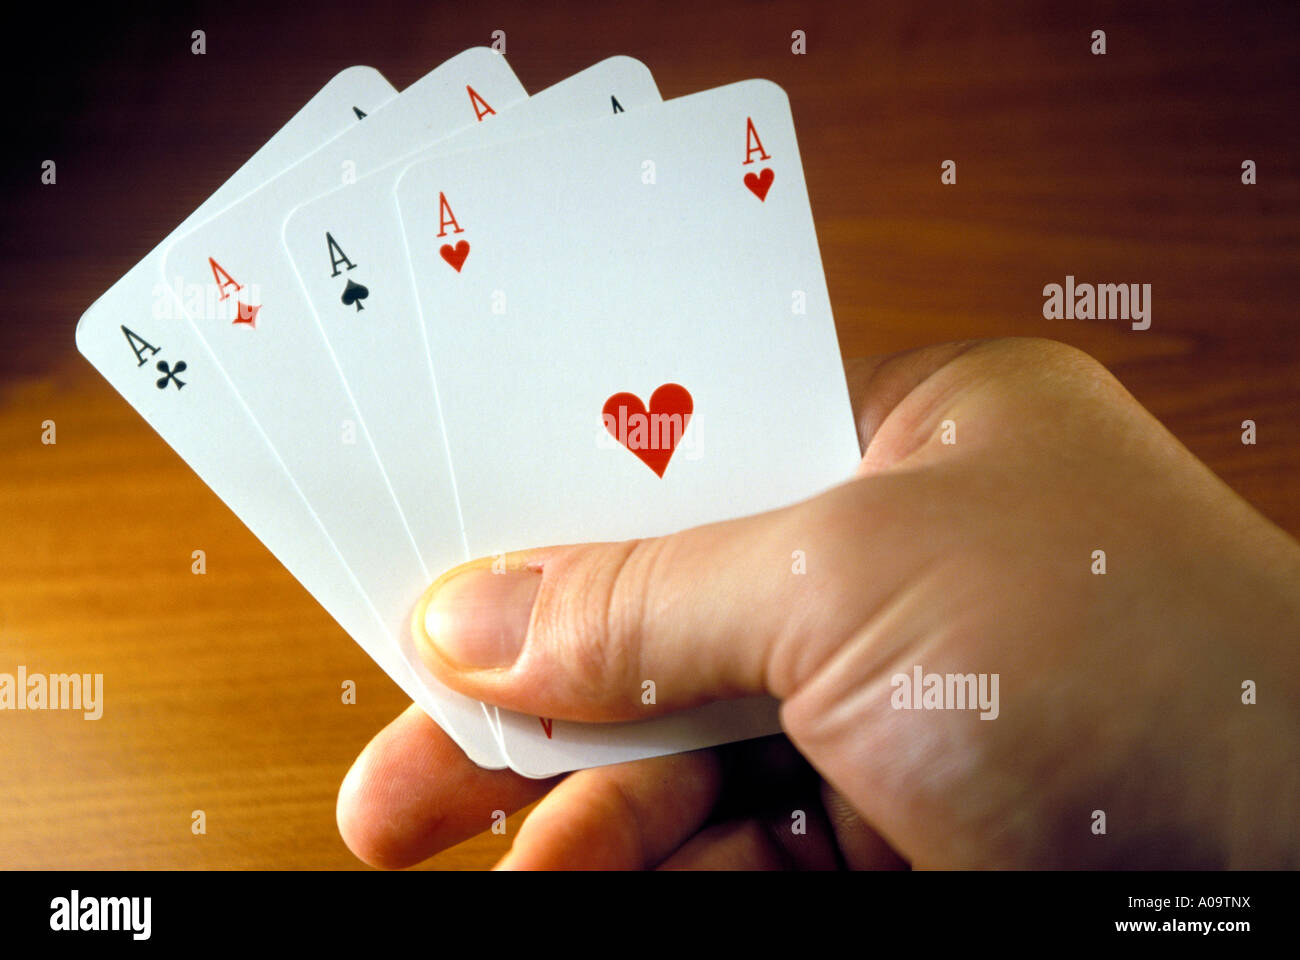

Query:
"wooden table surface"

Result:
[[2, 1, 1296, 869]]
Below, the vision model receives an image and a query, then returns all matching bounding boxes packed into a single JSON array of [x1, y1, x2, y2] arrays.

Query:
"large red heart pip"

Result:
[[440, 240, 470, 272], [602, 383, 693, 478], [744, 167, 774, 201]]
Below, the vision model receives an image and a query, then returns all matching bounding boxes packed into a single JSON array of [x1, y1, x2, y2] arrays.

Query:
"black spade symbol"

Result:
[[341, 278, 369, 311]]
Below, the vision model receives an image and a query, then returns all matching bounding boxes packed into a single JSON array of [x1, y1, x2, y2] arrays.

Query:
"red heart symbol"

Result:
[[744, 167, 774, 201], [602, 383, 693, 478], [440, 240, 470, 272]]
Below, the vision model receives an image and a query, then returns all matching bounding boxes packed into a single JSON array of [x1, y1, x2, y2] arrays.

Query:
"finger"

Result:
[[843, 340, 979, 469], [658, 821, 789, 869], [410, 472, 900, 721], [656, 740, 845, 870], [657, 809, 841, 870], [494, 750, 723, 870], [820, 782, 909, 870], [337, 703, 555, 869]]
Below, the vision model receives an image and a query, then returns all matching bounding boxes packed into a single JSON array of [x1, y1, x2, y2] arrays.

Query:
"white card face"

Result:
[[160, 48, 528, 765], [396, 79, 860, 777], [72, 68, 465, 747], [282, 56, 662, 749]]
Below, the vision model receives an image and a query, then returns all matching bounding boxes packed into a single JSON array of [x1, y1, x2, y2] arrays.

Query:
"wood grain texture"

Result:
[[1, 0, 1296, 869]]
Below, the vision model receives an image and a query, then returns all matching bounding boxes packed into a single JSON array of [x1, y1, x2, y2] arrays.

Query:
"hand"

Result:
[[338, 338, 1300, 868]]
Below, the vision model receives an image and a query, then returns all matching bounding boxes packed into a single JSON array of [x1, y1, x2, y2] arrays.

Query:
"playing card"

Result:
[[161, 48, 528, 765], [282, 55, 662, 749], [395, 80, 860, 777], [73, 68, 451, 727]]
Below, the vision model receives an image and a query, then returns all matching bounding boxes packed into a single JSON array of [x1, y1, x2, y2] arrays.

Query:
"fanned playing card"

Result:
[[394, 79, 859, 777], [159, 48, 529, 767], [73, 66, 443, 712], [282, 55, 663, 750]]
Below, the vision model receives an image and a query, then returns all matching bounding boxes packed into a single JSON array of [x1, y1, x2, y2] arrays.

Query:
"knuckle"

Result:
[[1010, 338, 1131, 407], [534, 539, 661, 719], [1005, 337, 1107, 379]]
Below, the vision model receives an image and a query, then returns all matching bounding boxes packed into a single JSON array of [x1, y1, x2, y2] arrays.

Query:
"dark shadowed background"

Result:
[[1, 0, 1296, 867]]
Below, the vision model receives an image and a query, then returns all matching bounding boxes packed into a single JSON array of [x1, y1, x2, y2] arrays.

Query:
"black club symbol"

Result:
[[156, 359, 187, 390]]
